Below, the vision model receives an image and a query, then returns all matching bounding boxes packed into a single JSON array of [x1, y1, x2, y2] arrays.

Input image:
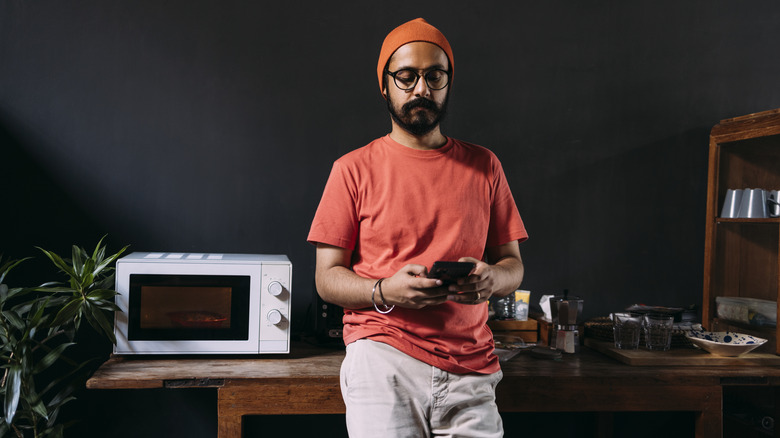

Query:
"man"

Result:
[[308, 18, 527, 437]]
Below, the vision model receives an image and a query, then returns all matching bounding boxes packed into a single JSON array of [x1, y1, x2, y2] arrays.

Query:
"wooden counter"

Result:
[[87, 342, 780, 438]]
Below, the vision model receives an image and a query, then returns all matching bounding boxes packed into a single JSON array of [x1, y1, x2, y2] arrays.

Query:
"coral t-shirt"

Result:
[[308, 135, 528, 374]]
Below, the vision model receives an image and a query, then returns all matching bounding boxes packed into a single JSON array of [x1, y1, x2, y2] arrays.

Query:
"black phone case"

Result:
[[428, 261, 475, 285]]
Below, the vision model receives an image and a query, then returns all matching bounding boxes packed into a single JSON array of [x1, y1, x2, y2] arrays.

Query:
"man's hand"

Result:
[[380, 264, 450, 309], [445, 241, 524, 305], [444, 257, 495, 305]]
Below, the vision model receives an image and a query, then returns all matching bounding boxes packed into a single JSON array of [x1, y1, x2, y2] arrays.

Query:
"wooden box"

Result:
[[488, 318, 539, 343]]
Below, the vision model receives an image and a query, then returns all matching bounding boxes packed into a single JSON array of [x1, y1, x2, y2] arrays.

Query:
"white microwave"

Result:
[[113, 252, 291, 354]]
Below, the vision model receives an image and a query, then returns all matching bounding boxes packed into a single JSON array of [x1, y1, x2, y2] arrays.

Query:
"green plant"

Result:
[[0, 238, 127, 438]]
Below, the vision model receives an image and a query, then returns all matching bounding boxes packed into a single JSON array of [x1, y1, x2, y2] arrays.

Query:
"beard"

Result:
[[386, 92, 449, 136]]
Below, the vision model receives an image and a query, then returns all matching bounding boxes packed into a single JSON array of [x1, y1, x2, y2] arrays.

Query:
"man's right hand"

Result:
[[380, 264, 450, 309], [315, 243, 449, 310]]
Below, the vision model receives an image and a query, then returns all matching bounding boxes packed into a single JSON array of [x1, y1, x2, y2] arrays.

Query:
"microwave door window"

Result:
[[141, 286, 232, 329], [128, 274, 250, 341]]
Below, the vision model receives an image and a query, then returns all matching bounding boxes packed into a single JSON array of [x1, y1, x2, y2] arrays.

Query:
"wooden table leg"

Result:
[[217, 378, 344, 438], [217, 412, 243, 438], [694, 385, 723, 438]]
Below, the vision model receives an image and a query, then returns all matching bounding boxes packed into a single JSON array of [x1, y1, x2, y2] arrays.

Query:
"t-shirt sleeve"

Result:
[[487, 155, 528, 247], [307, 161, 359, 250]]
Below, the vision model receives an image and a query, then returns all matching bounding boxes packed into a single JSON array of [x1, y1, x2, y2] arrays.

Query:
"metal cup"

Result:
[[721, 189, 743, 218], [737, 188, 768, 218], [493, 295, 516, 320], [768, 190, 780, 218]]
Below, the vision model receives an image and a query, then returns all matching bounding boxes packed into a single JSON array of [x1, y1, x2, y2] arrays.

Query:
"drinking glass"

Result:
[[643, 314, 674, 351], [612, 313, 641, 350]]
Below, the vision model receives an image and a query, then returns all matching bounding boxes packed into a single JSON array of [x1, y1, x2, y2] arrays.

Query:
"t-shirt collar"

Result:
[[381, 134, 454, 157]]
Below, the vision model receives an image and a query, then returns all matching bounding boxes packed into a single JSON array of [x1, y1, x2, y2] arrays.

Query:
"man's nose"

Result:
[[413, 75, 431, 97]]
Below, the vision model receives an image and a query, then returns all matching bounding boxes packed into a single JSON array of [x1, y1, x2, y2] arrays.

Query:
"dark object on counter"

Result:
[[530, 346, 562, 360], [625, 304, 698, 322], [312, 288, 345, 345]]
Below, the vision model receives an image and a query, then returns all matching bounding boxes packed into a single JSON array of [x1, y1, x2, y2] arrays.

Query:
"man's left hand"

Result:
[[445, 257, 497, 305]]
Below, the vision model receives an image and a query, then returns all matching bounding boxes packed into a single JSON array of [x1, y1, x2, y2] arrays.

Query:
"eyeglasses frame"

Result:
[[385, 68, 451, 91]]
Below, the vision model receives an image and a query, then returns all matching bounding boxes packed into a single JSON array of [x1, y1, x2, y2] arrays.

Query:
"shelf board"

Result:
[[711, 109, 780, 142], [716, 218, 780, 224]]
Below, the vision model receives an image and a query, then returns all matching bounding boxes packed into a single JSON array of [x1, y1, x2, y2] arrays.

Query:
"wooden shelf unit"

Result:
[[703, 108, 780, 354]]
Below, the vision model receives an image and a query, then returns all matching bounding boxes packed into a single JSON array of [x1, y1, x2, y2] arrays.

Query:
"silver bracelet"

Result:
[[372, 278, 394, 314]]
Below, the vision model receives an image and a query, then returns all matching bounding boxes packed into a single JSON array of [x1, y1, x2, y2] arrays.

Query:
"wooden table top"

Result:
[[87, 341, 780, 391], [87, 343, 346, 389], [501, 346, 780, 386]]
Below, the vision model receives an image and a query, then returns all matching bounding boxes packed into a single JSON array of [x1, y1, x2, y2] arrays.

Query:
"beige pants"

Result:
[[340, 339, 504, 438]]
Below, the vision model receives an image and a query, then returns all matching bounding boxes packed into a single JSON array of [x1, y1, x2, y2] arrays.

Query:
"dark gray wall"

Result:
[[2, 1, 780, 436]]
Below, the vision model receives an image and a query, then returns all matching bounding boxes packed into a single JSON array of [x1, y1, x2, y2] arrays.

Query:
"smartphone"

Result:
[[427, 261, 475, 285]]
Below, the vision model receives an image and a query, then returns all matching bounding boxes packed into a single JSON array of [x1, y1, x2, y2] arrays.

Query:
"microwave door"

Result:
[[128, 274, 250, 342]]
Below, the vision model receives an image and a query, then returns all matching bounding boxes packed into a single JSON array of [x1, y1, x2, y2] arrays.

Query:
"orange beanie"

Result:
[[376, 18, 454, 95]]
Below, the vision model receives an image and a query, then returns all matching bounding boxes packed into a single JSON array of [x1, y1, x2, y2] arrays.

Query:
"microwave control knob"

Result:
[[268, 281, 284, 297], [267, 309, 284, 325]]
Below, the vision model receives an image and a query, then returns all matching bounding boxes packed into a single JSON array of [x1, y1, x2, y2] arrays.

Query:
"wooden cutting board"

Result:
[[585, 338, 780, 366]]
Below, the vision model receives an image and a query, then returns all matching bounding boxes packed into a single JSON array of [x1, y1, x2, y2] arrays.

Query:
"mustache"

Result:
[[402, 97, 438, 113]]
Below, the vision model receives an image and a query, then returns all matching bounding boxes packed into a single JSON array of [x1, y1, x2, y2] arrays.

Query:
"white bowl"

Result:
[[686, 330, 767, 357]]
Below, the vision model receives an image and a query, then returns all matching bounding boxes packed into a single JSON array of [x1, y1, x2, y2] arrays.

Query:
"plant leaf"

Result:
[[80, 271, 95, 292], [31, 397, 49, 420], [42, 423, 66, 438], [50, 298, 83, 328], [85, 302, 116, 344], [3, 365, 22, 424], [93, 301, 121, 312], [28, 296, 50, 328], [94, 245, 106, 266], [34, 286, 75, 294], [39, 357, 92, 396], [2, 287, 31, 304], [92, 234, 107, 260], [12, 296, 57, 324], [33, 342, 75, 374], [37, 281, 61, 288], [86, 289, 118, 301], [0, 257, 31, 285], [94, 274, 116, 291], [36, 248, 77, 280], [92, 245, 128, 278], [71, 245, 84, 278], [2, 310, 26, 332]]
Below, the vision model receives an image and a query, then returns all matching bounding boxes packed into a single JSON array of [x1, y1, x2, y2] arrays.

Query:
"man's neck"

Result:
[[389, 122, 447, 150]]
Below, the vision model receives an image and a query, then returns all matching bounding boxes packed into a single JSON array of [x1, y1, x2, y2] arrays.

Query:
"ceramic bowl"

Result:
[[686, 330, 767, 357]]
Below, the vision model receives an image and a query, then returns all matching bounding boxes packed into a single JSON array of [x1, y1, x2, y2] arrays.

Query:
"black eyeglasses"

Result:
[[385, 68, 451, 91]]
